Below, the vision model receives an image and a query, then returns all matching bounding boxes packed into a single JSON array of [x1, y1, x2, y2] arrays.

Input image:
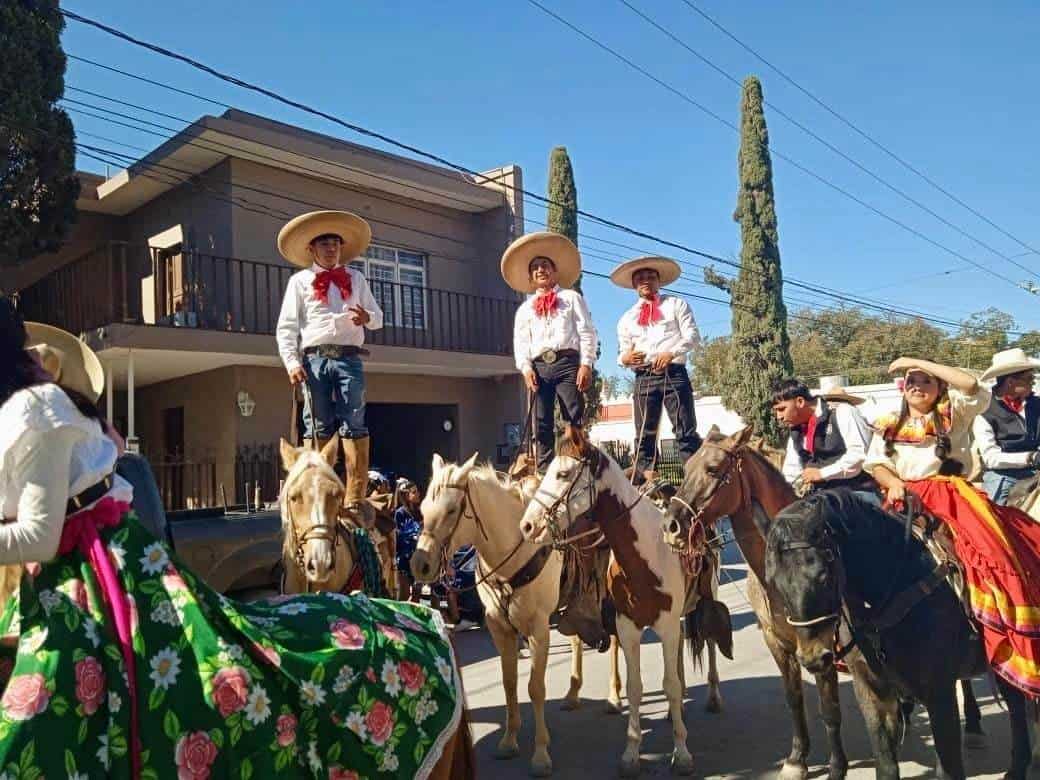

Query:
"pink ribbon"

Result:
[[59, 498, 140, 779]]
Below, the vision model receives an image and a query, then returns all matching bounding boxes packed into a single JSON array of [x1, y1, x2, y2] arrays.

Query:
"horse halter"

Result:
[[527, 451, 605, 550], [283, 463, 357, 593], [775, 528, 844, 628]]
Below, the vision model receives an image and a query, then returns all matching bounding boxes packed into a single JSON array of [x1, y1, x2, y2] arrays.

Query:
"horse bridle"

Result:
[[527, 451, 613, 550], [283, 464, 359, 594]]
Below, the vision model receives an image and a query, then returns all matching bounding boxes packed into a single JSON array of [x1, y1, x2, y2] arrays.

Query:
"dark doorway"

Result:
[[365, 403, 459, 489], [162, 406, 185, 508]]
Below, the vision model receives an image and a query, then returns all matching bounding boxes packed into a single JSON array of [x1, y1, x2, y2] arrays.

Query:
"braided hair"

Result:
[[883, 381, 961, 475]]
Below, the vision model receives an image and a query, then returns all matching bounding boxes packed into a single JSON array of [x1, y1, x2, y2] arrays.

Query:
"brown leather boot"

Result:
[[340, 436, 375, 529]]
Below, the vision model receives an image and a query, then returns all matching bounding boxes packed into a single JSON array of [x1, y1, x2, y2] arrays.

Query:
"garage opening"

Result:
[[365, 403, 459, 489]]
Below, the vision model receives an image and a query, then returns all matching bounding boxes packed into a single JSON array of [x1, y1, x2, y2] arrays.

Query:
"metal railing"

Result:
[[18, 243, 516, 356]]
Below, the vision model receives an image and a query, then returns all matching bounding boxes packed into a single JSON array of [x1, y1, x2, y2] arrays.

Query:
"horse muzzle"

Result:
[[304, 544, 334, 584], [410, 548, 437, 584], [796, 640, 836, 674], [662, 509, 688, 552]]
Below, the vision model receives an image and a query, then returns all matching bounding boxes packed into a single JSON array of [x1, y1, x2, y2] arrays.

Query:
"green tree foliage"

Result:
[[721, 77, 792, 446], [0, 0, 79, 268]]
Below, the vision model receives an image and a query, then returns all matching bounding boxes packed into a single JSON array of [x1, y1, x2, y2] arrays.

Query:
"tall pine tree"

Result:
[[723, 77, 792, 446], [1, 0, 79, 268]]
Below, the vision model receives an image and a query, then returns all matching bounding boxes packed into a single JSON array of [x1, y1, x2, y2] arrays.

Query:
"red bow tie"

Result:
[[312, 266, 352, 305], [533, 289, 559, 318], [637, 296, 662, 327], [1003, 395, 1026, 414]]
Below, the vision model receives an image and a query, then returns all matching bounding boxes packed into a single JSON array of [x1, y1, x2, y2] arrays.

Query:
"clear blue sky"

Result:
[[60, 1, 1040, 378]]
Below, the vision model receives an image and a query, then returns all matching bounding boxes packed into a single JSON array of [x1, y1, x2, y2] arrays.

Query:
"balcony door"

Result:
[[351, 245, 427, 329]]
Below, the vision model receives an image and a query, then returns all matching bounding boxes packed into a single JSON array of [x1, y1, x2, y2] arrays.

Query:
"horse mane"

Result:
[[772, 489, 905, 549]]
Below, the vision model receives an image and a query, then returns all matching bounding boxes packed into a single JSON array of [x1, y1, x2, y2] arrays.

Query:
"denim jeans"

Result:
[[303, 354, 367, 439], [982, 468, 1034, 506], [633, 365, 701, 474]]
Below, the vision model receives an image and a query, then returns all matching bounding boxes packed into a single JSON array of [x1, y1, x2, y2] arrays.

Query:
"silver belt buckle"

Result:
[[540, 349, 558, 364]]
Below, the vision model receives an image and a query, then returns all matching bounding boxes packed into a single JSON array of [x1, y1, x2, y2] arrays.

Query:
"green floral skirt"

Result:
[[0, 509, 461, 778]]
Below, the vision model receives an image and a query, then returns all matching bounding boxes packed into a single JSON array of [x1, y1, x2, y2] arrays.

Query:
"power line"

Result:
[[57, 11, 1032, 298], [616, 0, 1040, 280], [675, 0, 1040, 260]]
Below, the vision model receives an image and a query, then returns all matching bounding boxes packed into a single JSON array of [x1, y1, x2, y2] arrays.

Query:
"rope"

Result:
[[352, 528, 388, 598]]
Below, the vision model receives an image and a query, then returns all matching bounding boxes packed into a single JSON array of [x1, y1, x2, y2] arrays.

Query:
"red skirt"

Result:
[[909, 477, 1040, 696]]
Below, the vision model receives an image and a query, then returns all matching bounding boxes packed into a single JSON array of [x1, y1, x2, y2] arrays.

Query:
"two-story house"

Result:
[[11, 110, 526, 507]]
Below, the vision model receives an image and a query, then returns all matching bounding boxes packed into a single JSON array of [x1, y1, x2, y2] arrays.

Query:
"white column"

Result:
[[126, 350, 138, 454], [105, 364, 114, 423]]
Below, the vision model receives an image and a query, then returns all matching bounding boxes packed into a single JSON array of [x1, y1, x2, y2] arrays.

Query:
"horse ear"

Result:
[[280, 438, 299, 471], [321, 434, 340, 468], [432, 453, 445, 472], [732, 426, 754, 447], [458, 452, 479, 479]]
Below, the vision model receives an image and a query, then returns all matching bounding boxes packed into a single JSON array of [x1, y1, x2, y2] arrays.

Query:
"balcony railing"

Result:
[[18, 243, 517, 356]]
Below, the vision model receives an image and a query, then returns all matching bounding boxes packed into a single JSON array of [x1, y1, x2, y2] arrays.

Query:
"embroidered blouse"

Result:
[[864, 385, 991, 482]]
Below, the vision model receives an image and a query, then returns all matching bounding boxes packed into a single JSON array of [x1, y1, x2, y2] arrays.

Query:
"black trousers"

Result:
[[533, 353, 585, 470], [633, 364, 701, 473]]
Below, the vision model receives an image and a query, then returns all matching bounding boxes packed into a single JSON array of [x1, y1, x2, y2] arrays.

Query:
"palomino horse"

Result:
[[766, 489, 1031, 780], [662, 427, 851, 780], [410, 453, 622, 777], [520, 430, 715, 777]]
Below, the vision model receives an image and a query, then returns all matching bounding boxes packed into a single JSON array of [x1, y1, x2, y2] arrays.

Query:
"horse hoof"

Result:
[[619, 757, 641, 777], [704, 696, 723, 714], [561, 697, 581, 711], [671, 752, 695, 775], [779, 760, 809, 780], [605, 699, 622, 715], [964, 731, 988, 750], [529, 758, 553, 777], [495, 742, 520, 760]]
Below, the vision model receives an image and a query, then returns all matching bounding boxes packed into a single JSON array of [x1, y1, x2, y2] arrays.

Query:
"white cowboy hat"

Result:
[[609, 256, 682, 289], [25, 323, 105, 403], [980, 348, 1040, 383], [277, 211, 372, 268], [500, 232, 581, 294], [817, 375, 865, 406]]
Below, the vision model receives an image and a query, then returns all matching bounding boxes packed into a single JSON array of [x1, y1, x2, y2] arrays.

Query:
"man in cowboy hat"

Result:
[[973, 348, 1040, 504], [275, 210, 383, 517], [503, 231, 597, 472], [613, 256, 701, 481], [771, 377, 878, 500]]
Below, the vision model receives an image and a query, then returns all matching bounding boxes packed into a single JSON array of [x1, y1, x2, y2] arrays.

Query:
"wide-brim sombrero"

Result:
[[609, 256, 682, 289], [277, 211, 372, 268], [500, 232, 581, 294], [25, 322, 105, 403], [980, 348, 1040, 383]]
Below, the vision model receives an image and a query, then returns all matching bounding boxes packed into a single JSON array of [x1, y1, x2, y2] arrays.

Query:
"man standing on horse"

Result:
[[504, 232, 598, 472], [275, 210, 383, 519], [772, 377, 878, 501], [973, 348, 1040, 504], [613, 256, 702, 483]]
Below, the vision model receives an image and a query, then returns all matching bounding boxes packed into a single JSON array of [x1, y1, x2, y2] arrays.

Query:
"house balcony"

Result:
[[17, 242, 518, 361]]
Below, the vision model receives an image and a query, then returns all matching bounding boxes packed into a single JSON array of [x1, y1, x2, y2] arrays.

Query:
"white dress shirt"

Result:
[[973, 403, 1036, 470], [616, 294, 701, 367], [0, 385, 133, 563], [276, 264, 384, 372], [512, 286, 598, 373], [781, 400, 872, 486]]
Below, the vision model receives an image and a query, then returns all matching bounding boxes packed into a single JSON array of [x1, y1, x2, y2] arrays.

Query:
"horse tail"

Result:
[[685, 598, 735, 671], [683, 610, 706, 673]]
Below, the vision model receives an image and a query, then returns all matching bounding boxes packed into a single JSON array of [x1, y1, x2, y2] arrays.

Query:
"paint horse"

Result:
[[279, 435, 385, 596], [767, 489, 1031, 780], [411, 453, 622, 777], [520, 429, 724, 777]]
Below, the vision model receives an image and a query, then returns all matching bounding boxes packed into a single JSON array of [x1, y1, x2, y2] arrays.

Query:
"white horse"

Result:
[[410, 453, 622, 777], [519, 430, 708, 777]]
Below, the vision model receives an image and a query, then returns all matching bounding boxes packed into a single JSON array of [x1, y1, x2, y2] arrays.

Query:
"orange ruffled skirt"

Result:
[[909, 476, 1040, 696]]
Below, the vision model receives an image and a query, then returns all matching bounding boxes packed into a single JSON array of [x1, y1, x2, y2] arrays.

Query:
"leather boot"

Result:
[[341, 437, 375, 529]]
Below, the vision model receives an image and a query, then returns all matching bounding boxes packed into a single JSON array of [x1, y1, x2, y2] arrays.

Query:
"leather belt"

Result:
[[67, 475, 114, 516], [533, 348, 579, 365], [304, 344, 370, 359]]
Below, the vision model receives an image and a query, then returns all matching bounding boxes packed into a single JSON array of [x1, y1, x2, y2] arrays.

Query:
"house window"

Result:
[[350, 245, 427, 328]]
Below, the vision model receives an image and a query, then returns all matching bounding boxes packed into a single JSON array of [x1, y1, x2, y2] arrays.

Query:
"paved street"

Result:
[[455, 560, 1019, 779]]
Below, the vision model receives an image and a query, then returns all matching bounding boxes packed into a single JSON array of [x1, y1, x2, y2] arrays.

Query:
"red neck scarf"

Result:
[[637, 295, 663, 327], [1003, 395, 1026, 414], [800, 412, 819, 455], [312, 266, 352, 304], [533, 289, 559, 318]]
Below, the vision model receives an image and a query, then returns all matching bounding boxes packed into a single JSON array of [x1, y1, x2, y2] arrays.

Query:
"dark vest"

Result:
[[980, 395, 1040, 454], [789, 402, 875, 492]]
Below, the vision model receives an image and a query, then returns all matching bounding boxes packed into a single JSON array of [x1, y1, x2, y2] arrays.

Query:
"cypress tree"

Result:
[[1, 0, 79, 268], [722, 77, 792, 446]]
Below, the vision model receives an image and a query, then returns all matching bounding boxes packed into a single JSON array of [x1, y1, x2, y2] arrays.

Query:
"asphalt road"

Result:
[[455, 561, 1022, 779]]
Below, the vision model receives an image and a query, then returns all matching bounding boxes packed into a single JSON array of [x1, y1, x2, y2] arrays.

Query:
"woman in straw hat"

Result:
[[864, 355, 1040, 714], [0, 296, 466, 778], [613, 256, 701, 481], [275, 210, 383, 517], [503, 232, 597, 471], [972, 348, 1040, 505]]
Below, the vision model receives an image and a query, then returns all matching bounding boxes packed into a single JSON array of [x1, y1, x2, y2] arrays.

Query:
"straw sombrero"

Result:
[[817, 376, 865, 406], [980, 348, 1040, 383], [609, 256, 682, 289], [277, 211, 372, 268], [500, 232, 581, 294], [25, 323, 105, 403]]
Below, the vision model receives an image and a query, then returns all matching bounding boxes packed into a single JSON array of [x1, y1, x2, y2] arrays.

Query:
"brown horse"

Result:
[[661, 427, 850, 780]]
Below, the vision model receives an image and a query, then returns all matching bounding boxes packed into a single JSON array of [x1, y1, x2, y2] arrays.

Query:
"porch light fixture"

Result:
[[442, 419, 453, 432], [237, 391, 256, 418]]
